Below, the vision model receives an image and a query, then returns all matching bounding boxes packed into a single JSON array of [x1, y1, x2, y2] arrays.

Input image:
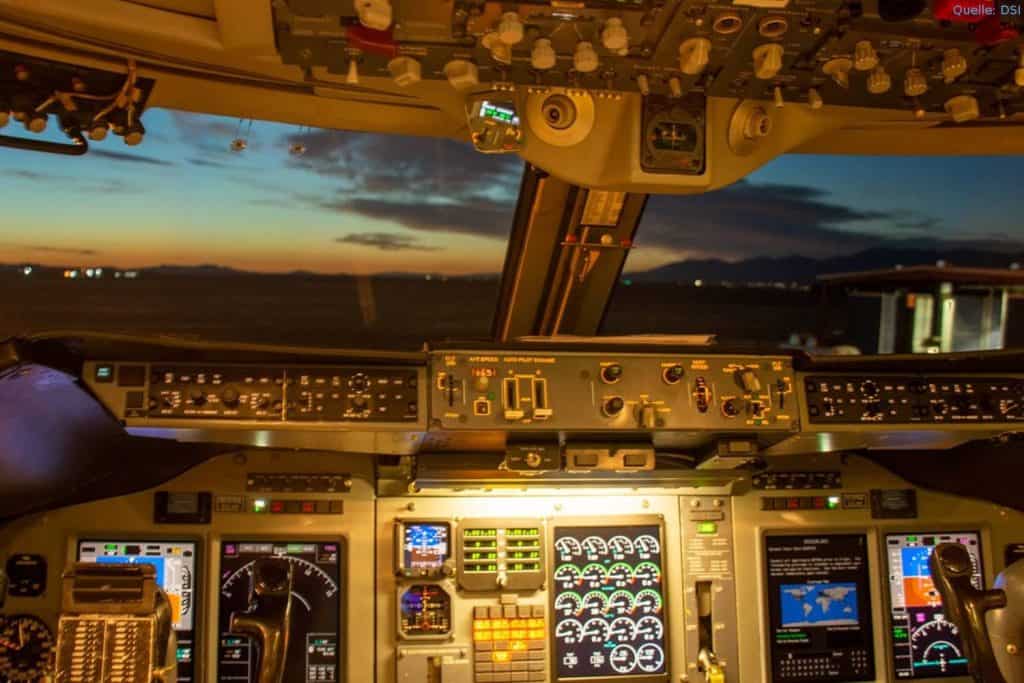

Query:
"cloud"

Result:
[[187, 157, 232, 168], [90, 149, 175, 166], [281, 129, 522, 240], [2, 244, 97, 256], [637, 181, 944, 260], [335, 232, 444, 252]]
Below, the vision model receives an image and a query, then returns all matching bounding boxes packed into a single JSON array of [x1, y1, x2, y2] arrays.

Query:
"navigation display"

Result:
[[765, 534, 875, 682], [218, 541, 342, 683], [885, 531, 984, 679], [400, 522, 450, 576], [551, 523, 668, 681], [77, 540, 198, 682]]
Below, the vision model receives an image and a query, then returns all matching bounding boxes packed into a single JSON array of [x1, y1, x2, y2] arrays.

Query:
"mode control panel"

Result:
[[431, 351, 798, 432], [804, 375, 1024, 425]]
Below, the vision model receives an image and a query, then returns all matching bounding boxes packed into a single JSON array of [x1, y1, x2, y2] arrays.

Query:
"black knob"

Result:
[[189, 388, 206, 406], [864, 401, 883, 418], [663, 365, 685, 384], [603, 396, 625, 416], [601, 364, 624, 384], [860, 381, 879, 398], [222, 387, 240, 407], [909, 380, 929, 394], [352, 396, 368, 410], [722, 398, 740, 417], [350, 374, 369, 392]]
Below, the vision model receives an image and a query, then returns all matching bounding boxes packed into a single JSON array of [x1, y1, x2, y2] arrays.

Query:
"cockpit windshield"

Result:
[[3, 108, 1024, 354]]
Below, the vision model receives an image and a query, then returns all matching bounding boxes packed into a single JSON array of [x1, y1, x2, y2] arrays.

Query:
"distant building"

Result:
[[818, 265, 1024, 354]]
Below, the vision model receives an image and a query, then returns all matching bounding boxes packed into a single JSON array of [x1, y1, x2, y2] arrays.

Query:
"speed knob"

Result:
[[679, 37, 711, 75], [904, 68, 928, 97], [752, 43, 784, 80]]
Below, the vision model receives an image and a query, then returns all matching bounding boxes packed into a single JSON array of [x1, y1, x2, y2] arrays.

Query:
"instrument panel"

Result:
[[1, 451, 1024, 683]]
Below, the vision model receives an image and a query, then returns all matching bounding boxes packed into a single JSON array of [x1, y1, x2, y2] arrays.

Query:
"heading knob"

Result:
[[752, 43, 784, 80], [497, 12, 524, 45], [531, 38, 557, 70], [867, 67, 892, 94], [574, 42, 600, 73], [942, 48, 967, 84], [853, 41, 879, 71], [679, 37, 712, 75], [601, 18, 629, 53], [904, 68, 928, 97]]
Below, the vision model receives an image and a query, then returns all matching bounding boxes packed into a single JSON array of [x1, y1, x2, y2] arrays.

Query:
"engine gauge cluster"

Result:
[[551, 521, 669, 680], [0, 614, 54, 682]]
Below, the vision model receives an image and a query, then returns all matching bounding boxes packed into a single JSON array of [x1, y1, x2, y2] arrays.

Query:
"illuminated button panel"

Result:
[[458, 520, 545, 592], [473, 605, 547, 683]]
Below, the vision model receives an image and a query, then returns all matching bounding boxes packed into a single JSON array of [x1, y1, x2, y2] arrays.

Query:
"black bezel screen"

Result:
[[885, 531, 984, 679], [218, 540, 343, 683], [401, 522, 450, 574], [764, 533, 876, 682], [77, 539, 199, 682], [551, 523, 669, 681]]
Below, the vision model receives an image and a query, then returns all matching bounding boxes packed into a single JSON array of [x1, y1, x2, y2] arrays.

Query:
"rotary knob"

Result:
[[444, 59, 479, 90], [752, 43, 784, 80], [867, 67, 892, 94], [482, 32, 512, 64], [853, 40, 879, 71], [663, 365, 685, 384], [601, 18, 629, 52], [679, 37, 712, 76], [221, 387, 240, 407], [574, 41, 600, 73], [350, 374, 370, 392], [823, 57, 853, 88], [941, 48, 967, 84], [601, 364, 624, 384], [497, 12, 524, 45], [603, 396, 625, 417], [904, 68, 928, 97], [354, 0, 392, 30], [189, 388, 206, 406], [531, 38, 557, 70], [945, 95, 980, 123]]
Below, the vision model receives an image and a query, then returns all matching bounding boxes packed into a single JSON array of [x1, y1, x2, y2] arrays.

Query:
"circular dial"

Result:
[[606, 562, 633, 586], [581, 618, 609, 644], [554, 537, 583, 559], [0, 615, 54, 682], [636, 643, 665, 673], [634, 589, 663, 614], [581, 536, 608, 558], [399, 584, 452, 637], [555, 619, 584, 644], [607, 590, 635, 616], [554, 564, 582, 589], [580, 563, 607, 588], [911, 619, 963, 672], [609, 617, 637, 643], [608, 536, 635, 557], [633, 561, 662, 586], [634, 535, 661, 557], [554, 592, 583, 617], [609, 644, 638, 674], [581, 591, 608, 617], [636, 615, 664, 641], [221, 555, 339, 612]]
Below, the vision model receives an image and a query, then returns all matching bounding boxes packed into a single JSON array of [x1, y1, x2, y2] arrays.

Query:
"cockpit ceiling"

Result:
[[1, 0, 1024, 192]]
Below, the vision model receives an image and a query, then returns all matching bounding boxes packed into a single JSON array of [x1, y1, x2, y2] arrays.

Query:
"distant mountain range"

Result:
[[5, 246, 1024, 285], [633, 246, 1024, 284]]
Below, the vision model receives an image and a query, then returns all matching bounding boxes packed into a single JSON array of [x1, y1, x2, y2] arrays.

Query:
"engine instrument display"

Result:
[[551, 522, 668, 681], [0, 615, 54, 683], [398, 584, 453, 639], [765, 534, 876, 682], [885, 531, 984, 679], [77, 539, 198, 682], [397, 522, 450, 578], [218, 541, 342, 683]]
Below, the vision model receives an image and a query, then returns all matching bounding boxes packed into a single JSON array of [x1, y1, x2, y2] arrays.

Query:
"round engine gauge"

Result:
[[0, 615, 54, 682]]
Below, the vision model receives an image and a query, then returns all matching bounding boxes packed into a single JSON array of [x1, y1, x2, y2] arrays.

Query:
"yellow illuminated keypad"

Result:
[[473, 605, 546, 683]]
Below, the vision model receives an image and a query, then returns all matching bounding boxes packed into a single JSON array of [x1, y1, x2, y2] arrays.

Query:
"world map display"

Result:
[[780, 582, 859, 627]]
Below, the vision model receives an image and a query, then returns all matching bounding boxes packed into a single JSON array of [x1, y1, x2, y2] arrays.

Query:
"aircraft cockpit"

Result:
[[1, 2, 1023, 682]]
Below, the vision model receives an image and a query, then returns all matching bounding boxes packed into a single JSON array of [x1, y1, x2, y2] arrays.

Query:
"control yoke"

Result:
[[229, 557, 294, 683], [929, 543, 1008, 683]]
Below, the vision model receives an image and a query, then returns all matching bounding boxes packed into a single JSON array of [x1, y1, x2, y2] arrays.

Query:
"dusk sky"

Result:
[[2, 107, 1023, 275]]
